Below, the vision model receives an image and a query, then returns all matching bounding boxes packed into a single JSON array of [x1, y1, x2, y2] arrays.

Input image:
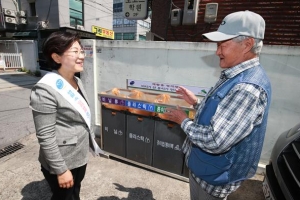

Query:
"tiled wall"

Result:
[[151, 0, 300, 46]]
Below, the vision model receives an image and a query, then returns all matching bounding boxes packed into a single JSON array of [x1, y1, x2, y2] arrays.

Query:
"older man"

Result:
[[166, 11, 272, 200]]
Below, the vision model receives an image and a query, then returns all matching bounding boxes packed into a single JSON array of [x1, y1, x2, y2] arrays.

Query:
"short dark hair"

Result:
[[42, 31, 81, 70]]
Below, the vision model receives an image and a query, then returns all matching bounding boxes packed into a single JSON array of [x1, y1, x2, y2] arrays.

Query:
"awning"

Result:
[[60, 27, 97, 39], [12, 31, 37, 37]]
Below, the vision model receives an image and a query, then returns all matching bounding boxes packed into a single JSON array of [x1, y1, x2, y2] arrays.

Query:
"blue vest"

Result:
[[187, 64, 271, 185]]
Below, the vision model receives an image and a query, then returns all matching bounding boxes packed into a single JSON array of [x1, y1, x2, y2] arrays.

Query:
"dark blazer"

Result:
[[30, 74, 95, 175]]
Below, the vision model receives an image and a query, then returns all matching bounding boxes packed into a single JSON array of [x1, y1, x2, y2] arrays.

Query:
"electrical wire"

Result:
[[45, 0, 53, 23], [172, 2, 180, 9], [39, 0, 150, 39], [83, 0, 150, 29]]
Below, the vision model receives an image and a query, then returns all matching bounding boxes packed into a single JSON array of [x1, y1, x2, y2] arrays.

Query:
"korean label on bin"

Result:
[[126, 100, 155, 112], [100, 97, 126, 106], [129, 133, 151, 143], [101, 97, 155, 112], [101, 96, 195, 119], [155, 105, 188, 114], [157, 140, 181, 151]]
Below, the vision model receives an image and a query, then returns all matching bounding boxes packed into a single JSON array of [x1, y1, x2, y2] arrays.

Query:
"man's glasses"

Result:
[[67, 50, 86, 57]]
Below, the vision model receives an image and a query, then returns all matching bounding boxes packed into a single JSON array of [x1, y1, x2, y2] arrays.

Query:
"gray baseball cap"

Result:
[[202, 10, 265, 42]]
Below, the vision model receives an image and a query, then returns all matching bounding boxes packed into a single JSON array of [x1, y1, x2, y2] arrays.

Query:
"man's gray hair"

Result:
[[232, 36, 263, 55]]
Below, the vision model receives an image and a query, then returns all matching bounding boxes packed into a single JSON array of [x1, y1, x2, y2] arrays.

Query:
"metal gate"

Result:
[[0, 53, 24, 71]]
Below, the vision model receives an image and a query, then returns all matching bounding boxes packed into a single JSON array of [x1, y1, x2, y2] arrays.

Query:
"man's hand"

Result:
[[164, 106, 188, 125], [57, 170, 74, 189], [176, 86, 197, 106]]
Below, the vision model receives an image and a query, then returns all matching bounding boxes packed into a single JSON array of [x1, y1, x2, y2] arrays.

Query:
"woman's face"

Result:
[[59, 41, 85, 73]]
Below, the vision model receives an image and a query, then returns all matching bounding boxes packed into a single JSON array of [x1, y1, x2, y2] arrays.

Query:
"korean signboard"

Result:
[[92, 25, 114, 40], [127, 79, 210, 96], [123, 0, 148, 20]]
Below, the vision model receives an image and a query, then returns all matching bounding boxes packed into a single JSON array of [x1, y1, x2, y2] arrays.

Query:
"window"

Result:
[[69, 0, 83, 27], [139, 35, 146, 41], [113, 3, 123, 12], [123, 33, 135, 40], [29, 2, 36, 16], [138, 21, 151, 29], [114, 33, 135, 40], [115, 33, 122, 40]]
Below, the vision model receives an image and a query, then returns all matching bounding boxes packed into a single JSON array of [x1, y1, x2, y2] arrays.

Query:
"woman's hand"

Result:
[[176, 86, 197, 106], [57, 170, 74, 189]]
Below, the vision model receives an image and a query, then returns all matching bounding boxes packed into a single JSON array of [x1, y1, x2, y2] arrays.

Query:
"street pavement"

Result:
[[0, 72, 41, 149], [0, 71, 41, 91], [0, 72, 266, 200]]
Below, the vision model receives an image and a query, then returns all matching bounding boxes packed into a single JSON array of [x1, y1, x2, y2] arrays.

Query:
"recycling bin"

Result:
[[152, 119, 186, 176], [126, 113, 154, 166], [101, 106, 126, 157], [99, 87, 197, 180]]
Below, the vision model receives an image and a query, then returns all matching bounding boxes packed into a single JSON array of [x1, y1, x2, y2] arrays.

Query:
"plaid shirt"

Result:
[[181, 57, 268, 198]]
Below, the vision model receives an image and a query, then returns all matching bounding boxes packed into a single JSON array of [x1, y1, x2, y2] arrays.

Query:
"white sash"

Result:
[[38, 72, 106, 156]]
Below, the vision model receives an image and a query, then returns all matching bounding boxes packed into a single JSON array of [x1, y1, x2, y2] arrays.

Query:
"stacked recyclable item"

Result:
[[101, 88, 195, 120]]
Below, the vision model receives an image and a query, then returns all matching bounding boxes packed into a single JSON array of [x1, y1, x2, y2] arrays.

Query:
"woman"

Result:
[[30, 31, 97, 200]]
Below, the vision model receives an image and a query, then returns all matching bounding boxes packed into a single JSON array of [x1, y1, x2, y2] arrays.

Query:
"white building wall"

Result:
[[1, 0, 16, 10], [80, 39, 300, 167], [18, 0, 112, 32], [57, 0, 70, 27], [84, 0, 113, 32]]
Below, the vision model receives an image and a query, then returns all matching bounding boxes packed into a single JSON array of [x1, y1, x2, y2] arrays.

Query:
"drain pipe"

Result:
[[11, 0, 20, 12], [14, 42, 19, 53]]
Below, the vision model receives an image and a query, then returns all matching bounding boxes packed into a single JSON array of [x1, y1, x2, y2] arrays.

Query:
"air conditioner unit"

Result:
[[5, 17, 17, 24], [18, 10, 26, 17], [76, 25, 85, 30], [3, 8, 16, 17], [37, 21, 48, 29], [19, 18, 27, 24]]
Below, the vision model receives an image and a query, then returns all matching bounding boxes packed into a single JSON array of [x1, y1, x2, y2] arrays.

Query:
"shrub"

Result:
[[34, 70, 41, 77]]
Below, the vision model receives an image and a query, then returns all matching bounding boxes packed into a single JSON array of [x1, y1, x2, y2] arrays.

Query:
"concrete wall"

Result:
[[17, 40, 38, 72], [0, 40, 38, 72], [80, 39, 300, 166], [0, 41, 19, 53]]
